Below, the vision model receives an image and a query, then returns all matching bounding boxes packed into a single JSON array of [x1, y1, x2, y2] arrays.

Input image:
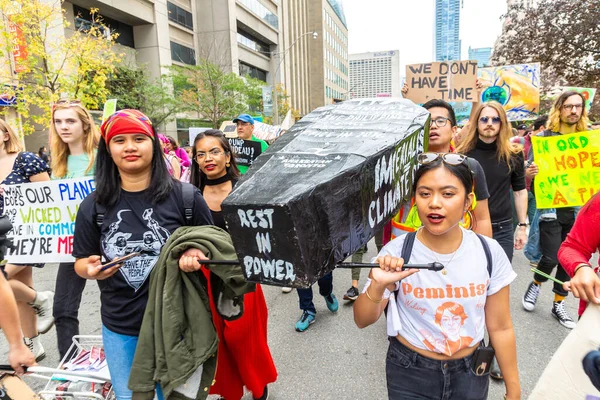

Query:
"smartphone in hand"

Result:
[[100, 252, 141, 271]]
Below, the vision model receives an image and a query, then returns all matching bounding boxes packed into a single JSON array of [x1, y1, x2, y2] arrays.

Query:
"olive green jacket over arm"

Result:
[[129, 225, 255, 400]]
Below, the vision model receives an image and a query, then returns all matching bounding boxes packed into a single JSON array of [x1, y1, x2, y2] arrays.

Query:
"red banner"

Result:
[[7, 18, 27, 74]]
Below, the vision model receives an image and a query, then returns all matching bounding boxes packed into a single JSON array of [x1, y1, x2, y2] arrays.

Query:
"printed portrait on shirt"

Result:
[[420, 301, 474, 356]]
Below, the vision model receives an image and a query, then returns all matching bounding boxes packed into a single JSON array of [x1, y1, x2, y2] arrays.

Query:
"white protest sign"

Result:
[[4, 178, 96, 263]]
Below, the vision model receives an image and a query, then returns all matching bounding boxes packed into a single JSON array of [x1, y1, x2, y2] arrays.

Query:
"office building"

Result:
[[435, 0, 461, 61], [18, 0, 198, 150], [281, 0, 348, 115], [349, 50, 400, 98], [468, 47, 492, 67]]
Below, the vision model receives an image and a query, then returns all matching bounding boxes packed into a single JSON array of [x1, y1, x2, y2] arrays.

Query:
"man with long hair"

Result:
[[456, 101, 528, 381], [521, 91, 588, 330]]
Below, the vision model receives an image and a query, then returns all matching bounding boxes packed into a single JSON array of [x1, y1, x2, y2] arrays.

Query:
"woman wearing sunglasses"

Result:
[[49, 99, 99, 360], [189, 129, 276, 400], [354, 153, 520, 400], [0, 119, 51, 361]]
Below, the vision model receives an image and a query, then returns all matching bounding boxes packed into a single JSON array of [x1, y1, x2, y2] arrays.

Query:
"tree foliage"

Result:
[[171, 59, 264, 129], [106, 65, 181, 128], [492, 0, 600, 119], [263, 84, 301, 125], [0, 0, 122, 134]]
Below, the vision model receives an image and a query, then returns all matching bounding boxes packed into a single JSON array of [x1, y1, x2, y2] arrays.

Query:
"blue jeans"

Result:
[[492, 219, 514, 263], [102, 325, 164, 400], [296, 272, 333, 313], [386, 338, 489, 400]]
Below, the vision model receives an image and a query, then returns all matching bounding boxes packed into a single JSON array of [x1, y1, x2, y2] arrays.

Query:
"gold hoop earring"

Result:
[[226, 162, 230, 167]]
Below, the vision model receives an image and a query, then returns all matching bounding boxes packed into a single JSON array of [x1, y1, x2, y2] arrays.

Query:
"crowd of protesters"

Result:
[[0, 86, 598, 400]]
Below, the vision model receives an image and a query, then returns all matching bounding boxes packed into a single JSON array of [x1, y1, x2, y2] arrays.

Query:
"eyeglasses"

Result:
[[430, 117, 450, 127], [562, 104, 583, 111], [196, 148, 224, 160], [417, 152, 468, 166], [55, 99, 82, 106], [479, 116, 501, 125]]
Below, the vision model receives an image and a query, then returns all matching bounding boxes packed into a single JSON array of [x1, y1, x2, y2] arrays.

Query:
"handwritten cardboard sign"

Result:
[[227, 138, 263, 168], [4, 178, 95, 263], [222, 98, 428, 288], [532, 131, 600, 208], [406, 60, 478, 104]]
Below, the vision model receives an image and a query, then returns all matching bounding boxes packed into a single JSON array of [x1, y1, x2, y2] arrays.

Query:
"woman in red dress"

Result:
[[190, 129, 277, 400]]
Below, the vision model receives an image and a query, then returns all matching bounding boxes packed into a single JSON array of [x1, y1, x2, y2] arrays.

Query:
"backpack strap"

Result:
[[181, 183, 195, 226], [94, 201, 106, 229], [475, 233, 493, 278], [400, 231, 417, 265]]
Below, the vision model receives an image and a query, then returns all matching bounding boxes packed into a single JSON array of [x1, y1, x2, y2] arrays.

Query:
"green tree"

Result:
[[263, 84, 300, 125], [172, 59, 264, 129], [106, 65, 181, 127], [0, 1, 123, 134], [492, 0, 600, 120]]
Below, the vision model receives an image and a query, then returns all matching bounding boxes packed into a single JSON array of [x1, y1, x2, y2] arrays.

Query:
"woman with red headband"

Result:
[[71, 109, 213, 399]]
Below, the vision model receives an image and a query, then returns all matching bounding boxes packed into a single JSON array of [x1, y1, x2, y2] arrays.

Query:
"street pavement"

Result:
[[1, 242, 593, 399]]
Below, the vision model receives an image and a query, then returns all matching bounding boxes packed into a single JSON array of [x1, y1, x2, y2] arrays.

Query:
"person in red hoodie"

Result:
[[557, 192, 600, 317]]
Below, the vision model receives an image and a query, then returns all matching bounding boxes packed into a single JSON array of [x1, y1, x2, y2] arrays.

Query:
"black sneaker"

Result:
[[254, 385, 269, 400], [551, 301, 576, 329], [343, 286, 359, 301]]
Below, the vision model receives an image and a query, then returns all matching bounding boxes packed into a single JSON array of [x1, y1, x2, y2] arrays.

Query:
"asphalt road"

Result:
[[1, 243, 593, 400]]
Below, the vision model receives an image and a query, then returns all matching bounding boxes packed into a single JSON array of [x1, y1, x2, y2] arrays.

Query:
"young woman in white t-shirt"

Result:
[[354, 153, 521, 400]]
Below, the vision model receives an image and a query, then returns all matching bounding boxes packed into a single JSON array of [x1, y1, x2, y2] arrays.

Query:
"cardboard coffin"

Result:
[[222, 98, 429, 288]]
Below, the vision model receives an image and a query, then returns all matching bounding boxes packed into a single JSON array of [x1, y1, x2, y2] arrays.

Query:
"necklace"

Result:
[[205, 173, 232, 186], [418, 229, 462, 275]]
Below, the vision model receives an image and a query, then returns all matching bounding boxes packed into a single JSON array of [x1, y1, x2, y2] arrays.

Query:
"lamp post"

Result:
[[271, 30, 318, 125]]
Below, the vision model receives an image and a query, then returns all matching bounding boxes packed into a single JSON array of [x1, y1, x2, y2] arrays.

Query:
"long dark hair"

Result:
[[190, 129, 240, 191], [95, 126, 174, 207]]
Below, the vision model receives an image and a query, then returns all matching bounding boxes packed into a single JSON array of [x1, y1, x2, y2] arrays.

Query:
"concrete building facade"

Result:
[[435, 0, 461, 62], [349, 50, 400, 99]]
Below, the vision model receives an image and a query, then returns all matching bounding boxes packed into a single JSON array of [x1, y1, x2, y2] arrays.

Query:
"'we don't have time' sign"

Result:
[[4, 178, 95, 263]]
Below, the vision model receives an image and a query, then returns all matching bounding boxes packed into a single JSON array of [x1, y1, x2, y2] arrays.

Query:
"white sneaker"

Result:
[[24, 335, 46, 362], [281, 287, 293, 293], [29, 291, 55, 334]]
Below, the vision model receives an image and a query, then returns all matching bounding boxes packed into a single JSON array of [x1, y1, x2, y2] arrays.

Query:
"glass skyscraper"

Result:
[[435, 0, 461, 61]]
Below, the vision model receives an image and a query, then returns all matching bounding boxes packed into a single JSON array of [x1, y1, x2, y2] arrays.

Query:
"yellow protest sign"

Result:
[[532, 130, 600, 208]]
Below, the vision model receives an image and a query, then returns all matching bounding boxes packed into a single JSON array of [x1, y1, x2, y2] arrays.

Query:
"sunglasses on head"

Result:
[[417, 152, 467, 166], [417, 152, 475, 192], [479, 116, 501, 125]]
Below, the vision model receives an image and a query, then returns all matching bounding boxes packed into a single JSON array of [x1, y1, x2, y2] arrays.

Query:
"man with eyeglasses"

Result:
[[521, 91, 589, 330], [232, 114, 269, 175]]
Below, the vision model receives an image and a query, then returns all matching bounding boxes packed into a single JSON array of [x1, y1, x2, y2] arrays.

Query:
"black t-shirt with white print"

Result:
[[72, 182, 213, 336]]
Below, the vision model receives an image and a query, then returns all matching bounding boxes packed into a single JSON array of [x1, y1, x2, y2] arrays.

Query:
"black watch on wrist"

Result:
[[517, 222, 529, 227]]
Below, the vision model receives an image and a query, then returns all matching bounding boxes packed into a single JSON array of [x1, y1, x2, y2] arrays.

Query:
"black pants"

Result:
[[492, 219, 514, 263], [533, 212, 574, 297], [53, 262, 87, 359]]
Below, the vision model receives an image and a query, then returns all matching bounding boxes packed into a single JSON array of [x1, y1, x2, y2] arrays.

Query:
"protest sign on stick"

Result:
[[405, 60, 478, 104], [222, 98, 429, 288], [4, 178, 95, 263], [532, 131, 600, 208], [227, 138, 263, 168]]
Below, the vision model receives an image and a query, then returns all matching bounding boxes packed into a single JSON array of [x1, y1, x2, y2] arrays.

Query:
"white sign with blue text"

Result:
[[4, 178, 95, 263]]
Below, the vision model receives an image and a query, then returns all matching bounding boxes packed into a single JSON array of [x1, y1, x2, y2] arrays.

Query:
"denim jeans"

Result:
[[386, 337, 489, 400], [102, 325, 164, 400], [492, 219, 514, 262], [53, 262, 87, 359], [296, 272, 333, 313], [534, 214, 574, 297]]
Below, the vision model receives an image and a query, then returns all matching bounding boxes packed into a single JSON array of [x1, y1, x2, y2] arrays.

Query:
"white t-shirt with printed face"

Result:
[[365, 228, 516, 357]]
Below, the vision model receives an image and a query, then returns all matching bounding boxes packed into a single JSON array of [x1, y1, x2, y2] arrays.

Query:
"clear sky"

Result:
[[343, 0, 507, 77]]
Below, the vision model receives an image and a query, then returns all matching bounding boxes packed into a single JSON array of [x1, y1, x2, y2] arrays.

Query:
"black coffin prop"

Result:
[[222, 98, 430, 288]]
